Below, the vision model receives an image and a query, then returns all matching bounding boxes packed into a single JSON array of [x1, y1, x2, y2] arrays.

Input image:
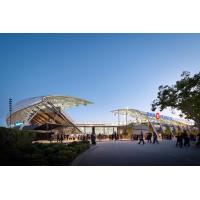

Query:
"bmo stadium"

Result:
[[6, 95, 193, 139]]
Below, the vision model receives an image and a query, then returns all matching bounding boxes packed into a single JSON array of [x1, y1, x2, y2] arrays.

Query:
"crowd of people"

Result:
[[176, 130, 191, 148], [138, 131, 159, 145], [133, 129, 200, 148], [51, 129, 200, 148]]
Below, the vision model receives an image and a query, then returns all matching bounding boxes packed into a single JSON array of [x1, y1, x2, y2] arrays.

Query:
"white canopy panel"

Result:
[[7, 95, 92, 127]]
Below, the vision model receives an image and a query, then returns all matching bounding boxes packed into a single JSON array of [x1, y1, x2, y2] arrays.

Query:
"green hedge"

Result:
[[0, 127, 90, 166]]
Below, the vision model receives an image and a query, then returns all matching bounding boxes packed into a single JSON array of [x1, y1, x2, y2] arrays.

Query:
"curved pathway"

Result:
[[72, 140, 200, 166]]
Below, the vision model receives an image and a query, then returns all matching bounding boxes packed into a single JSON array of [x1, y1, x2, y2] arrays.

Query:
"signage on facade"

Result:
[[147, 112, 173, 121], [156, 113, 160, 120], [15, 122, 23, 126]]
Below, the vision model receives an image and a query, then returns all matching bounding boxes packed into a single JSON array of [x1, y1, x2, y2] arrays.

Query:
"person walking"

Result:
[[60, 134, 64, 143], [176, 133, 183, 148], [112, 132, 114, 140], [131, 133, 134, 141], [91, 133, 96, 145], [49, 132, 53, 143], [66, 134, 69, 141], [176, 134, 180, 147], [91, 127, 96, 145], [114, 131, 117, 141], [147, 132, 152, 143], [183, 130, 190, 147], [138, 131, 145, 145], [153, 132, 159, 144], [179, 134, 183, 148], [56, 133, 60, 143], [98, 133, 101, 141]]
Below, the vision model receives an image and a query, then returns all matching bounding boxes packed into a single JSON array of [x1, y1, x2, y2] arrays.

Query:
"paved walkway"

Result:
[[72, 140, 200, 166]]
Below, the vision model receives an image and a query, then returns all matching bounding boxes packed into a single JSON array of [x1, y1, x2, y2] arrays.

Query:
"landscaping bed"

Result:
[[0, 127, 90, 166]]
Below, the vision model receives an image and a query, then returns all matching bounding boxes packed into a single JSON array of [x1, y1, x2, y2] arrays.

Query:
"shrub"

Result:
[[0, 128, 90, 166]]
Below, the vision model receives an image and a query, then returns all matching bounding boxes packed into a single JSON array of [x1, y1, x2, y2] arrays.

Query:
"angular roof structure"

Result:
[[7, 95, 92, 131]]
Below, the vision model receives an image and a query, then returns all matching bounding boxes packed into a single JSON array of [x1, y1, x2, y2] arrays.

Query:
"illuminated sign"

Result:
[[147, 112, 173, 121], [15, 122, 23, 126], [156, 113, 160, 120]]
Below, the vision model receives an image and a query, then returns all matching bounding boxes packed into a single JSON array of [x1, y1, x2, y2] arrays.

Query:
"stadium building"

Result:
[[7, 95, 92, 133], [111, 108, 192, 137], [7, 96, 192, 139]]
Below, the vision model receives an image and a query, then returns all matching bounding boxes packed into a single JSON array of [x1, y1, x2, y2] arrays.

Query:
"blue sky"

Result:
[[0, 34, 200, 126]]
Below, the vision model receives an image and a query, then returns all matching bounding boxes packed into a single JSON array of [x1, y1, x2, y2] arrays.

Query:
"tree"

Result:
[[152, 71, 200, 133]]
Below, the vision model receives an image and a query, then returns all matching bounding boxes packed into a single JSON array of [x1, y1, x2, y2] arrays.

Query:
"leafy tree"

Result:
[[152, 71, 200, 133]]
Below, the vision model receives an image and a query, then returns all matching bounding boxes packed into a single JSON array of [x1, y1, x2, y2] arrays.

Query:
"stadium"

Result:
[[6, 95, 193, 141]]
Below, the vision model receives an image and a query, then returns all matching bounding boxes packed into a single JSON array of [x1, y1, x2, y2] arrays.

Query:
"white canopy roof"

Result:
[[7, 95, 92, 126]]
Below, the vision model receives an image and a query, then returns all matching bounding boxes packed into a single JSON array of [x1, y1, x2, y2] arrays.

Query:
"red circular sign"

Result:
[[156, 113, 160, 120]]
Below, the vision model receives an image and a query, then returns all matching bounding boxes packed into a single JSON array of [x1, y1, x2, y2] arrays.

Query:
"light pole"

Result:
[[9, 98, 13, 128]]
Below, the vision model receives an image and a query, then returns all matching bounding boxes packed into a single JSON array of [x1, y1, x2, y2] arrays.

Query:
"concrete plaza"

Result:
[[72, 140, 200, 166]]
